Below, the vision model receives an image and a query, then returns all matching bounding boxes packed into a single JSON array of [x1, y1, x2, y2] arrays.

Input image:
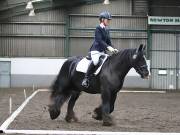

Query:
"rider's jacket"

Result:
[[90, 24, 112, 52]]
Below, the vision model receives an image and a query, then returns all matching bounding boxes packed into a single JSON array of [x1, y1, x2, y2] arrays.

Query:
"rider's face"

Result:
[[102, 19, 111, 26]]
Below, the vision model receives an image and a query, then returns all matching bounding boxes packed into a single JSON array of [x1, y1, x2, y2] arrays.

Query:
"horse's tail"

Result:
[[50, 59, 72, 97], [50, 71, 66, 98], [49, 59, 73, 120]]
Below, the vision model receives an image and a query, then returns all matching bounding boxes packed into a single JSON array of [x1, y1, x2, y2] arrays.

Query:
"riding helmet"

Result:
[[99, 11, 112, 20]]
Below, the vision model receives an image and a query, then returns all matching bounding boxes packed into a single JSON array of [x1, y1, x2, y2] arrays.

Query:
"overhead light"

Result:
[[29, 9, 35, 16], [32, 0, 43, 2], [103, 0, 110, 4], [26, 1, 33, 10]]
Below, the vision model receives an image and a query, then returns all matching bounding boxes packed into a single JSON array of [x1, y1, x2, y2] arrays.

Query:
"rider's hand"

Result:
[[107, 46, 115, 52], [114, 48, 119, 53], [107, 46, 119, 53]]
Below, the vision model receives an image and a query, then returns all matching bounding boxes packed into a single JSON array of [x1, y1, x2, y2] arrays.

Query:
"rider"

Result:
[[82, 11, 119, 88]]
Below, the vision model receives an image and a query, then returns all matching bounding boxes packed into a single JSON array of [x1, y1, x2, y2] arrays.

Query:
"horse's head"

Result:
[[131, 44, 149, 79]]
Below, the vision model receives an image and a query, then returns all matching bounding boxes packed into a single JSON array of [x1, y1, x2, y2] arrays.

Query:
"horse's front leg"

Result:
[[110, 93, 117, 113], [101, 89, 114, 126], [92, 105, 102, 120], [65, 92, 80, 122], [92, 92, 117, 121]]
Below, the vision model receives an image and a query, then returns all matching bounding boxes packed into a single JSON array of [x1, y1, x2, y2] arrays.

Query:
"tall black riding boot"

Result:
[[82, 62, 96, 88]]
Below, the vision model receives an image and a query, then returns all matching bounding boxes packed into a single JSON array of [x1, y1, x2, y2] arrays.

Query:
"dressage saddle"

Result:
[[86, 53, 106, 68]]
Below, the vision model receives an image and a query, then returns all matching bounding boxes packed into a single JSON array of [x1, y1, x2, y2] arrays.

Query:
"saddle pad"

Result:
[[76, 54, 108, 75]]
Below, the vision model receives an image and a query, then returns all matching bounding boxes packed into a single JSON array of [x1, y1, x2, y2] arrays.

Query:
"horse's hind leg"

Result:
[[65, 91, 80, 122], [49, 91, 70, 120]]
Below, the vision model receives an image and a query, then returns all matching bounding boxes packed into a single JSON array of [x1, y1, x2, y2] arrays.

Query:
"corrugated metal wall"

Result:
[[151, 32, 178, 90], [0, 0, 147, 57], [132, 0, 148, 15], [178, 34, 180, 89], [69, 0, 147, 56], [70, 0, 132, 15], [0, 9, 66, 57], [149, 0, 180, 30], [0, 0, 150, 88], [1, 0, 179, 89], [148, 0, 180, 90], [150, 0, 180, 17]]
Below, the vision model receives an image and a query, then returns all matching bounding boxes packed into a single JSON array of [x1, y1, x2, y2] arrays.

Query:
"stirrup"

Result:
[[82, 78, 89, 88]]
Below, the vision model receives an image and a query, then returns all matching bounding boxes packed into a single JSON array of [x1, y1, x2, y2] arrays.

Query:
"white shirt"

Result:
[[100, 23, 105, 29]]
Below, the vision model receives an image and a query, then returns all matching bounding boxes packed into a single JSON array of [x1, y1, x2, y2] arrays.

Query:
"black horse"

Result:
[[48, 44, 149, 126]]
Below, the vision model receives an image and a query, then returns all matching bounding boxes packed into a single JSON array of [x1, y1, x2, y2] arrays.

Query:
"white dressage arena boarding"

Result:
[[0, 89, 176, 135]]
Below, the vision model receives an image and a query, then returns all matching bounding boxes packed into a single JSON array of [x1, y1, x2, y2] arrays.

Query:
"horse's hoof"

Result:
[[92, 113, 102, 121], [92, 107, 102, 121], [65, 115, 79, 122], [48, 105, 60, 120], [102, 114, 114, 126], [73, 116, 79, 122], [65, 116, 72, 123], [102, 121, 113, 126]]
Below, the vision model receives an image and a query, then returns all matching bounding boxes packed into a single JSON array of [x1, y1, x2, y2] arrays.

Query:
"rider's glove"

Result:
[[107, 46, 119, 53], [114, 48, 119, 53]]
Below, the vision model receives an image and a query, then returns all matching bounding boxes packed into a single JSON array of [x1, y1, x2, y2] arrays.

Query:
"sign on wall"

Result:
[[148, 16, 180, 25]]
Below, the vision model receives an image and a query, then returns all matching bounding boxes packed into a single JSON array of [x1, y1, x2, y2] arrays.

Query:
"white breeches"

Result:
[[90, 51, 105, 66]]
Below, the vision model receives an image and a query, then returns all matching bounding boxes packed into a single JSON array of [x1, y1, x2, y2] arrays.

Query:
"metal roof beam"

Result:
[[0, 0, 54, 20], [0, 0, 104, 20]]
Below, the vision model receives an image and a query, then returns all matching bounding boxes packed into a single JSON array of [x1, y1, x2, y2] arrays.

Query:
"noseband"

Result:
[[134, 65, 148, 75]]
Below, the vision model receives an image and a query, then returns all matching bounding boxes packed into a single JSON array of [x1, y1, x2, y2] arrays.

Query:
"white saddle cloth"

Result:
[[76, 54, 108, 75]]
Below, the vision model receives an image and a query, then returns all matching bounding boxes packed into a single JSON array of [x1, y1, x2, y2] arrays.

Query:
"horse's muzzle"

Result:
[[141, 72, 149, 79], [143, 75, 149, 79]]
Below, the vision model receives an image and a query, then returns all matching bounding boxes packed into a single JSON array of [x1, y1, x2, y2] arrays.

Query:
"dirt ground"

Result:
[[1, 88, 180, 133]]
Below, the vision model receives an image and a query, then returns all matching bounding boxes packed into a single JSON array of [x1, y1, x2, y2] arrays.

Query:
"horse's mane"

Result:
[[115, 48, 135, 57], [108, 48, 136, 65]]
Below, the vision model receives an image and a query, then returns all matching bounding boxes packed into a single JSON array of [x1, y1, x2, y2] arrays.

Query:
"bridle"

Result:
[[130, 50, 148, 77], [134, 65, 148, 76]]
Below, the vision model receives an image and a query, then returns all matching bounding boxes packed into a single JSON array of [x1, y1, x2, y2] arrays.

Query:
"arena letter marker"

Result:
[[24, 89, 27, 99]]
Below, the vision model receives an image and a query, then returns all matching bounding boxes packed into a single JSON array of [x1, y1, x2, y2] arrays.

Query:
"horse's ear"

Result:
[[133, 44, 145, 59], [138, 44, 144, 52]]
